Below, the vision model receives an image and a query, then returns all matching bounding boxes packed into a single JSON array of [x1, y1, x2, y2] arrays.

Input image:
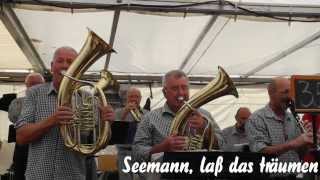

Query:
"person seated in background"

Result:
[[222, 107, 251, 152], [9, 73, 45, 124], [115, 87, 148, 143], [114, 87, 149, 180], [8, 72, 45, 180]]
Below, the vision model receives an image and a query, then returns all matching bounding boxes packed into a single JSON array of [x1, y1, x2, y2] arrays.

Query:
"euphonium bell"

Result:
[[170, 66, 239, 150], [58, 30, 116, 155]]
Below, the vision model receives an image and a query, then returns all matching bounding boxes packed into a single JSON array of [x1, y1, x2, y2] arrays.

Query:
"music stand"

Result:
[[0, 93, 17, 112], [109, 121, 130, 145]]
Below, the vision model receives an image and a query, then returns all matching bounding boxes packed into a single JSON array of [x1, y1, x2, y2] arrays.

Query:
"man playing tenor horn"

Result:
[[15, 47, 115, 180]]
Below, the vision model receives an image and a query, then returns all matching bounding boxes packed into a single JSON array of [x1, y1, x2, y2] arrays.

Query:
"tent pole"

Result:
[[0, 4, 47, 74], [242, 29, 320, 78], [105, 9, 120, 70], [179, 15, 218, 71]]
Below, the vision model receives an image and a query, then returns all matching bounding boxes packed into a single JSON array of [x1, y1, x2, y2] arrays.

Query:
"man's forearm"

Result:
[[150, 143, 166, 155], [261, 140, 296, 155], [16, 117, 56, 145]]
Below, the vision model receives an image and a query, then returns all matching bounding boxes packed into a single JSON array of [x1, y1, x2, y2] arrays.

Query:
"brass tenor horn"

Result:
[[169, 66, 238, 150], [58, 30, 116, 155]]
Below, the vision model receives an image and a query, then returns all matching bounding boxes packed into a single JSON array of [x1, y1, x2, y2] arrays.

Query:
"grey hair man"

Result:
[[133, 69, 224, 163], [115, 87, 149, 180], [9, 72, 45, 124], [8, 72, 45, 180]]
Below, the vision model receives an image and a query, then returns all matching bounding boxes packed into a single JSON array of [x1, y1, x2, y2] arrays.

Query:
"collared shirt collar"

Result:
[[47, 82, 58, 96], [231, 125, 246, 136], [265, 104, 291, 122], [161, 102, 175, 117]]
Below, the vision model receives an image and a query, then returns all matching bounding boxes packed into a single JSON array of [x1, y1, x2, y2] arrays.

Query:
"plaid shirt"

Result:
[[133, 103, 224, 162], [15, 82, 88, 180], [222, 125, 248, 152], [245, 104, 302, 163]]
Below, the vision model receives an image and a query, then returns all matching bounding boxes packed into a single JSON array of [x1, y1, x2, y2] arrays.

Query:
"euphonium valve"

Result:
[[58, 30, 116, 155], [170, 66, 238, 150]]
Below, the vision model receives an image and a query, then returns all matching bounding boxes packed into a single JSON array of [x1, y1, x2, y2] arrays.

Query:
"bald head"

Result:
[[267, 77, 291, 111], [25, 73, 45, 88], [235, 107, 251, 130], [268, 77, 289, 94]]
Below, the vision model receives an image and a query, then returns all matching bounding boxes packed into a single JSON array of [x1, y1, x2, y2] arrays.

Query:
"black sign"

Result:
[[291, 76, 320, 113]]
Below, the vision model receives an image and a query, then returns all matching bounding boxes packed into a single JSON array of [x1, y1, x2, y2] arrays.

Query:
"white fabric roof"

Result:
[[0, 21, 31, 70], [237, 0, 320, 5], [0, 1, 318, 80]]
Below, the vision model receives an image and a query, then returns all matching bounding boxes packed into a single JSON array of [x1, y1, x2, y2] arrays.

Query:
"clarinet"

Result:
[[288, 100, 306, 133]]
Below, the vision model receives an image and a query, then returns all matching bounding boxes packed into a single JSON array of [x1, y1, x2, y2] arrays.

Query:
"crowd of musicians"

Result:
[[5, 46, 320, 180]]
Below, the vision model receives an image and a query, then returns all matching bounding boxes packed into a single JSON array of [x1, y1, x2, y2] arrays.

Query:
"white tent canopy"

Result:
[[12, 9, 320, 77], [0, 0, 319, 82]]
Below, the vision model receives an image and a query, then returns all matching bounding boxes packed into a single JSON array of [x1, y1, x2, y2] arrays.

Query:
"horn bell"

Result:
[[58, 30, 115, 155], [169, 66, 238, 150]]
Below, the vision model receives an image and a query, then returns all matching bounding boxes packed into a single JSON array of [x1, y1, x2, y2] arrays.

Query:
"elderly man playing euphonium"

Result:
[[132, 70, 224, 180], [15, 47, 116, 180]]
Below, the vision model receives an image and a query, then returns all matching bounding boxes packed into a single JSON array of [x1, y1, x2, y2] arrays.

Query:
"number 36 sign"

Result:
[[291, 75, 320, 113]]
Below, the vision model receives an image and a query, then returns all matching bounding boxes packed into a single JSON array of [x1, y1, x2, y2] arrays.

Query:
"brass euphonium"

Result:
[[169, 66, 239, 150], [58, 30, 116, 155]]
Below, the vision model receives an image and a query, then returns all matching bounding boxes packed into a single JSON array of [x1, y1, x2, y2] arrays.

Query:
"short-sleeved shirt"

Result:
[[8, 97, 25, 123], [245, 104, 302, 163], [8, 96, 29, 180], [15, 82, 88, 180], [133, 103, 224, 162], [222, 125, 248, 152]]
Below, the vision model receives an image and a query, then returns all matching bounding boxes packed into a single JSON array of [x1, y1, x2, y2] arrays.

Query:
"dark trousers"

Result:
[[86, 156, 97, 180]]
